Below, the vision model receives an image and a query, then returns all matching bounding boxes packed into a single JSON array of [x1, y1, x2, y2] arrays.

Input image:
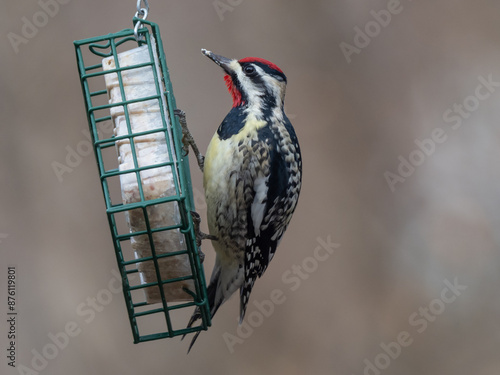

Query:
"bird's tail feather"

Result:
[[184, 266, 225, 352], [239, 275, 257, 324]]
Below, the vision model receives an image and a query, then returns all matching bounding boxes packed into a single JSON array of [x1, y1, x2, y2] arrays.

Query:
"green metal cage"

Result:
[[74, 18, 211, 343]]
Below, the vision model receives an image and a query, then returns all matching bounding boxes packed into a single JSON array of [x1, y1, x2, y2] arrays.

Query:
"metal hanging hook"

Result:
[[134, 0, 150, 42], [136, 0, 149, 15]]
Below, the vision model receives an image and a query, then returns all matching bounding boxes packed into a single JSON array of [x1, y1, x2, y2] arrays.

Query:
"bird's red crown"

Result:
[[239, 57, 284, 74]]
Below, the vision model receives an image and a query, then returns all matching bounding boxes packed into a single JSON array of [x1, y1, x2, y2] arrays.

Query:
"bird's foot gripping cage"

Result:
[[74, 17, 210, 343]]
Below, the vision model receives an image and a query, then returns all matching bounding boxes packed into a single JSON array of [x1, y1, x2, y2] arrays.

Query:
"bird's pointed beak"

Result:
[[201, 49, 235, 74]]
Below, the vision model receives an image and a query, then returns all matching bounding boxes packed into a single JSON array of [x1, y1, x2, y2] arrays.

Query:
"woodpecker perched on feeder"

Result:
[[179, 49, 302, 351]]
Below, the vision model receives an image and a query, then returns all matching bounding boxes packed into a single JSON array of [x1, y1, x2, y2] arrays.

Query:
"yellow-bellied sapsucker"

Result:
[[182, 49, 302, 351]]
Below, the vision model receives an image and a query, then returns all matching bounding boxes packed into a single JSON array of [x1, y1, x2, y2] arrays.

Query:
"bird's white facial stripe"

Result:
[[261, 73, 286, 104], [237, 64, 286, 119], [250, 65, 286, 106], [227, 59, 241, 72], [234, 64, 264, 111]]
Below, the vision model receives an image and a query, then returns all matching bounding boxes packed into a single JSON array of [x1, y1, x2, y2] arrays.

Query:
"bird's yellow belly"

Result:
[[204, 135, 234, 193], [204, 134, 238, 244]]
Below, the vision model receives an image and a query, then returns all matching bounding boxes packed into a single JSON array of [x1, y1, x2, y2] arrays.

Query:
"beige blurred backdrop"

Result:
[[1, 1, 500, 374]]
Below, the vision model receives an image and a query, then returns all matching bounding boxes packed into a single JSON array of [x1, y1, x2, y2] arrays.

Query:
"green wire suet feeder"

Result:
[[73, 3, 210, 343]]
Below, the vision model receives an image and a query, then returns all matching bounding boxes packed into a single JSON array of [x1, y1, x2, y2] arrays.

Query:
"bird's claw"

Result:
[[174, 109, 205, 171], [174, 109, 191, 156], [191, 211, 217, 264]]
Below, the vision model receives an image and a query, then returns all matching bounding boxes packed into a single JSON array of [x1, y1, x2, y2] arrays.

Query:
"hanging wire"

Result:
[[134, 0, 150, 42]]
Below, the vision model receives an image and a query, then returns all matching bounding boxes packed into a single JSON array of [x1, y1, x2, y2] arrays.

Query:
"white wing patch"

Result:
[[251, 175, 269, 236]]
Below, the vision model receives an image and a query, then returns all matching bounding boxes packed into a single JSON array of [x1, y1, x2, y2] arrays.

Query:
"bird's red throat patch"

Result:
[[224, 74, 244, 107]]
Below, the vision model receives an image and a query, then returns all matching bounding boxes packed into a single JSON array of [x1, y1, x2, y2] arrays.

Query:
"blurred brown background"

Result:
[[1, 1, 500, 374]]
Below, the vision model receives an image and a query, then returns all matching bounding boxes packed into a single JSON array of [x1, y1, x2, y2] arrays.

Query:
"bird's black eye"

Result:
[[243, 65, 256, 75]]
